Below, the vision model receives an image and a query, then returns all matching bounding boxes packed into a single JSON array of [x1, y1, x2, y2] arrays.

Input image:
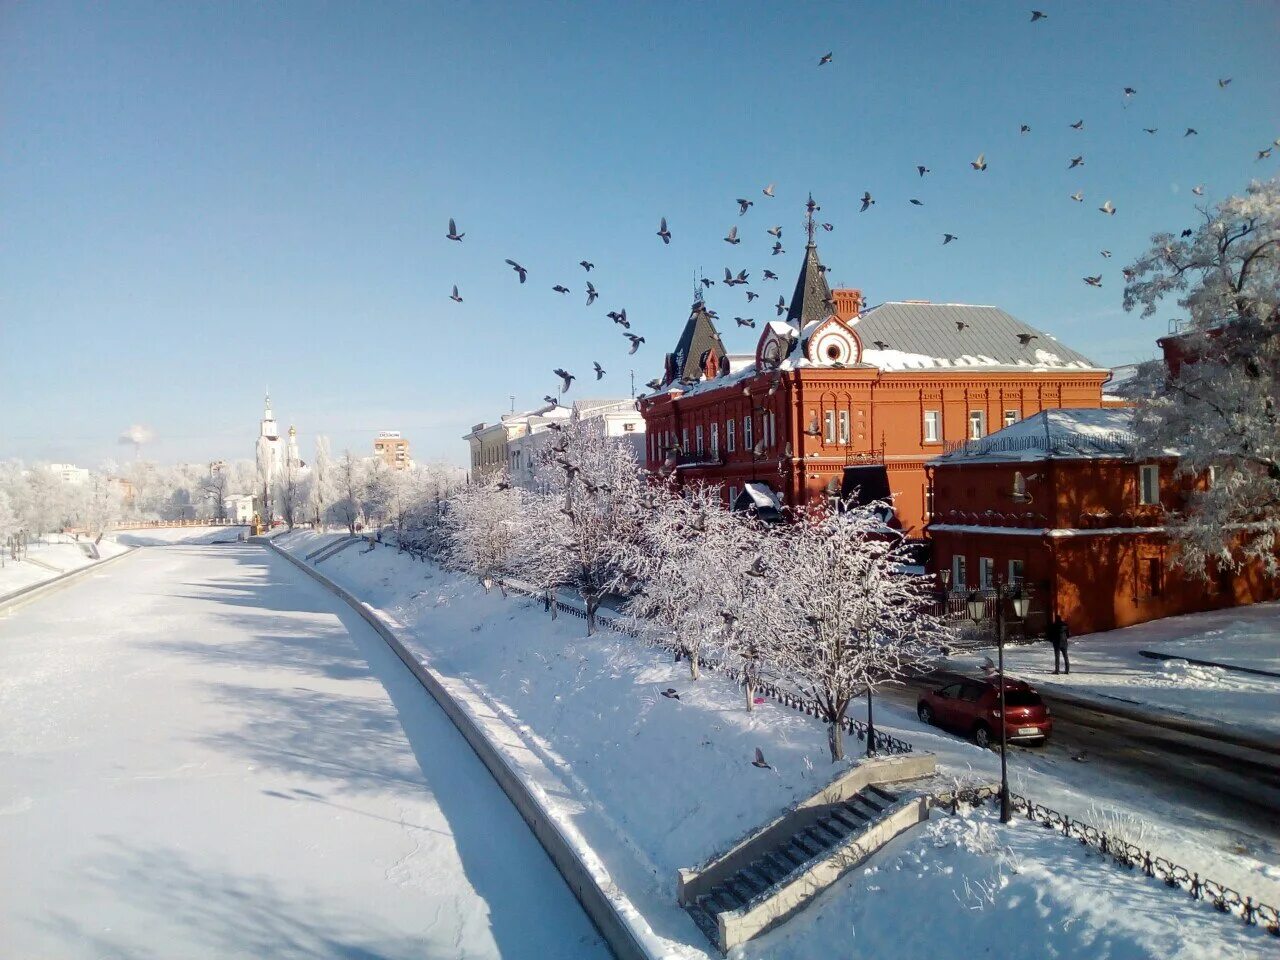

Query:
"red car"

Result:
[[916, 678, 1053, 747]]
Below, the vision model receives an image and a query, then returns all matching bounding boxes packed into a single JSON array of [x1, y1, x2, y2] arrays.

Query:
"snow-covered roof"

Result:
[[741, 481, 781, 511], [855, 302, 1103, 372], [932, 408, 1140, 464]]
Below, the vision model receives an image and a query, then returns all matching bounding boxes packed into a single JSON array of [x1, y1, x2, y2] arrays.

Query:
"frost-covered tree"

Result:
[[359, 457, 394, 530], [331, 451, 364, 535], [201, 464, 232, 521], [518, 418, 647, 634], [0, 490, 17, 561], [309, 436, 336, 529], [276, 454, 309, 530], [772, 501, 941, 762], [622, 483, 733, 679], [1123, 178, 1280, 577], [442, 471, 523, 592]]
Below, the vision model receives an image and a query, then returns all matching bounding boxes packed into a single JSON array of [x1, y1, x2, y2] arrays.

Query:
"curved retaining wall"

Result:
[[267, 541, 658, 960], [0, 547, 138, 615]]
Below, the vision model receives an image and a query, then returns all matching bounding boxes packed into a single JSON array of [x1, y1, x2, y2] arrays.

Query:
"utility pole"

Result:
[[630, 369, 635, 398]]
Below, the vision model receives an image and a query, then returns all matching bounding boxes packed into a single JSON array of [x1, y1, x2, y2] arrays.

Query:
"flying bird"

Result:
[[818, 52, 832, 65], [943, 233, 958, 244], [579, 260, 594, 271], [543, 395, 559, 406], [762, 183, 775, 197], [553, 368, 575, 392], [585, 281, 599, 305], [771, 241, 784, 256], [763, 270, 779, 280], [1099, 200, 1116, 215], [447, 218, 464, 241], [746, 555, 767, 577], [1257, 147, 1273, 161], [1083, 275, 1102, 287], [872, 340, 890, 350], [1191, 184, 1205, 196], [1070, 119, 1084, 130], [917, 165, 930, 177], [805, 195, 820, 216], [661, 688, 680, 700], [776, 296, 787, 316], [767, 225, 782, 238], [1030, 10, 1047, 21], [1143, 127, 1158, 134], [750, 747, 772, 770], [746, 290, 759, 302], [1123, 86, 1137, 97], [657, 217, 671, 244], [909, 198, 923, 206], [624, 334, 645, 354], [1184, 128, 1198, 137], [1180, 228, 1193, 237], [1068, 155, 1084, 168], [736, 198, 753, 215], [821, 222, 834, 231], [552, 284, 570, 294], [1020, 124, 1031, 134], [1218, 77, 1232, 88], [607, 309, 629, 328], [724, 225, 740, 244], [645, 378, 662, 391], [860, 191, 875, 211], [1017, 333, 1038, 345], [955, 320, 969, 331], [735, 317, 756, 328], [593, 361, 605, 381], [1070, 191, 1084, 202], [505, 259, 528, 283], [1101, 250, 1112, 258], [700, 277, 715, 288], [971, 152, 987, 171], [449, 285, 463, 303]]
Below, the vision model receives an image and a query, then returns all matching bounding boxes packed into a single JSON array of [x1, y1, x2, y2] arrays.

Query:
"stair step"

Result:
[[867, 783, 898, 804], [732, 868, 768, 900], [800, 826, 835, 850], [723, 875, 754, 904], [847, 796, 884, 819], [841, 799, 871, 821], [791, 833, 821, 858], [754, 855, 787, 884], [810, 819, 845, 845], [711, 884, 744, 912], [774, 844, 806, 869], [829, 807, 864, 832], [685, 903, 720, 941], [856, 789, 888, 813]]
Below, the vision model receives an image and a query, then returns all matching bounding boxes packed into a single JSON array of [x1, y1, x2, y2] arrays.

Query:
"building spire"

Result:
[[805, 192, 819, 246], [787, 193, 834, 329]]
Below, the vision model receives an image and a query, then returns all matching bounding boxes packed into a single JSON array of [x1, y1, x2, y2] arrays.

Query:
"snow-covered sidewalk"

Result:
[[949, 603, 1280, 743], [0, 534, 130, 598], [277, 531, 1279, 959]]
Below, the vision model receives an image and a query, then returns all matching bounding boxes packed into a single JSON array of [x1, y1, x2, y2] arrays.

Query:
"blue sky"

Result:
[[2, 1, 1277, 468]]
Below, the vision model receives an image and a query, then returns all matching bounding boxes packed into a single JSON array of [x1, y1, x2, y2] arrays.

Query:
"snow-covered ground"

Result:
[[0, 533, 130, 598], [949, 603, 1280, 742], [0, 542, 607, 959], [108, 524, 246, 546], [278, 531, 1278, 959]]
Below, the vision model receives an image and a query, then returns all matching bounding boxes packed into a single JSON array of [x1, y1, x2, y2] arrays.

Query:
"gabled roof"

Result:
[[933, 408, 1139, 464], [786, 242, 834, 328], [668, 301, 724, 382], [854, 302, 1103, 371]]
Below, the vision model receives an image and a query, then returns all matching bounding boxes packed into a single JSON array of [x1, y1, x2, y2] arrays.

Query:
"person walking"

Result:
[[1049, 615, 1071, 675]]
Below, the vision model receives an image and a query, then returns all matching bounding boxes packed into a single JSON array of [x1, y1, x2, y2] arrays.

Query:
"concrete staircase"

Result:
[[306, 536, 359, 564], [678, 753, 939, 954]]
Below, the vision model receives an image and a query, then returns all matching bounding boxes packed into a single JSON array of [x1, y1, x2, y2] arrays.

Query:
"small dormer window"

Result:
[[826, 343, 841, 360]]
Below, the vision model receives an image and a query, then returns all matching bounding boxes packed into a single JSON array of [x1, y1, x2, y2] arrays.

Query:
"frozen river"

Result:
[[0, 541, 608, 959]]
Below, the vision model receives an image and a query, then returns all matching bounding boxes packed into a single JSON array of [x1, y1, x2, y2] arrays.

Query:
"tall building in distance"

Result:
[[373, 431, 411, 470], [254, 393, 304, 519]]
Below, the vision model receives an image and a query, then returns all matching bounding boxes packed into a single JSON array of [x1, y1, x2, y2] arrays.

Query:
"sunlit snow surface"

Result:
[[0, 542, 606, 959]]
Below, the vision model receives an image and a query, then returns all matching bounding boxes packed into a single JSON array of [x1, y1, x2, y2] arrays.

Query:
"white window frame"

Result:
[[923, 409, 941, 443], [924, 484, 934, 518], [823, 410, 836, 443], [979, 556, 995, 589], [766, 411, 775, 447], [696, 425, 704, 457], [838, 410, 850, 444], [726, 418, 735, 453], [969, 410, 986, 440], [1003, 409, 1020, 428], [682, 427, 688, 452], [710, 422, 719, 459], [1139, 464, 1159, 505], [744, 415, 754, 450], [952, 555, 967, 589]]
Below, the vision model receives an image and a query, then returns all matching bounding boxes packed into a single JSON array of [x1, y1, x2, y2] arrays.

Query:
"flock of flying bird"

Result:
[[441, 10, 1277, 412]]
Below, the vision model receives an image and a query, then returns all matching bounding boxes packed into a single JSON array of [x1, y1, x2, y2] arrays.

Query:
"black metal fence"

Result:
[[937, 785, 1279, 937]]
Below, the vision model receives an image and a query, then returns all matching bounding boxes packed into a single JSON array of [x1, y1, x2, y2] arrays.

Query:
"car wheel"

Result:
[[917, 703, 933, 725], [973, 723, 991, 749]]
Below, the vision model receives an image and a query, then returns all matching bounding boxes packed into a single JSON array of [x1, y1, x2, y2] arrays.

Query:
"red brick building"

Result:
[[925, 408, 1280, 634], [639, 228, 1110, 538]]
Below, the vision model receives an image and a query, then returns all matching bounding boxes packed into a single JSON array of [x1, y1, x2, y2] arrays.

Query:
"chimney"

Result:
[[833, 288, 862, 322]]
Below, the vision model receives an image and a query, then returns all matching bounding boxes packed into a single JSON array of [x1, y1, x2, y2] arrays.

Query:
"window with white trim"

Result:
[[969, 410, 986, 440], [923, 410, 941, 443], [952, 554, 967, 589], [743, 415, 753, 450], [838, 410, 850, 444], [727, 418, 735, 452], [710, 423, 719, 458], [681, 427, 688, 452], [1003, 409, 1020, 427], [1139, 464, 1159, 505], [979, 556, 994, 589], [824, 410, 836, 443], [695, 425, 704, 457]]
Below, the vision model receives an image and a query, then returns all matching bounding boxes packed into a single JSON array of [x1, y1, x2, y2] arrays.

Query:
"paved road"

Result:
[[0, 542, 608, 959], [883, 676, 1280, 846]]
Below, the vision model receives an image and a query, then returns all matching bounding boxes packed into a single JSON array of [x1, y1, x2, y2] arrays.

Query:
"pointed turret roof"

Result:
[[785, 240, 834, 329], [666, 298, 725, 383]]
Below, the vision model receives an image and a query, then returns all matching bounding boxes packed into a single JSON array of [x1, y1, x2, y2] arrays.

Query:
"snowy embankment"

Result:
[[0, 534, 130, 599], [277, 531, 1277, 959], [949, 603, 1280, 742], [109, 525, 246, 546]]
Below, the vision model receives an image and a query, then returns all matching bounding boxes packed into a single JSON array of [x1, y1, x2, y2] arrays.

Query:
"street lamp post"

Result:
[[968, 580, 1029, 824]]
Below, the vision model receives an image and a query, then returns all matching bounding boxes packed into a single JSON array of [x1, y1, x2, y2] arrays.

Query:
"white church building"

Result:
[[254, 394, 304, 520]]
